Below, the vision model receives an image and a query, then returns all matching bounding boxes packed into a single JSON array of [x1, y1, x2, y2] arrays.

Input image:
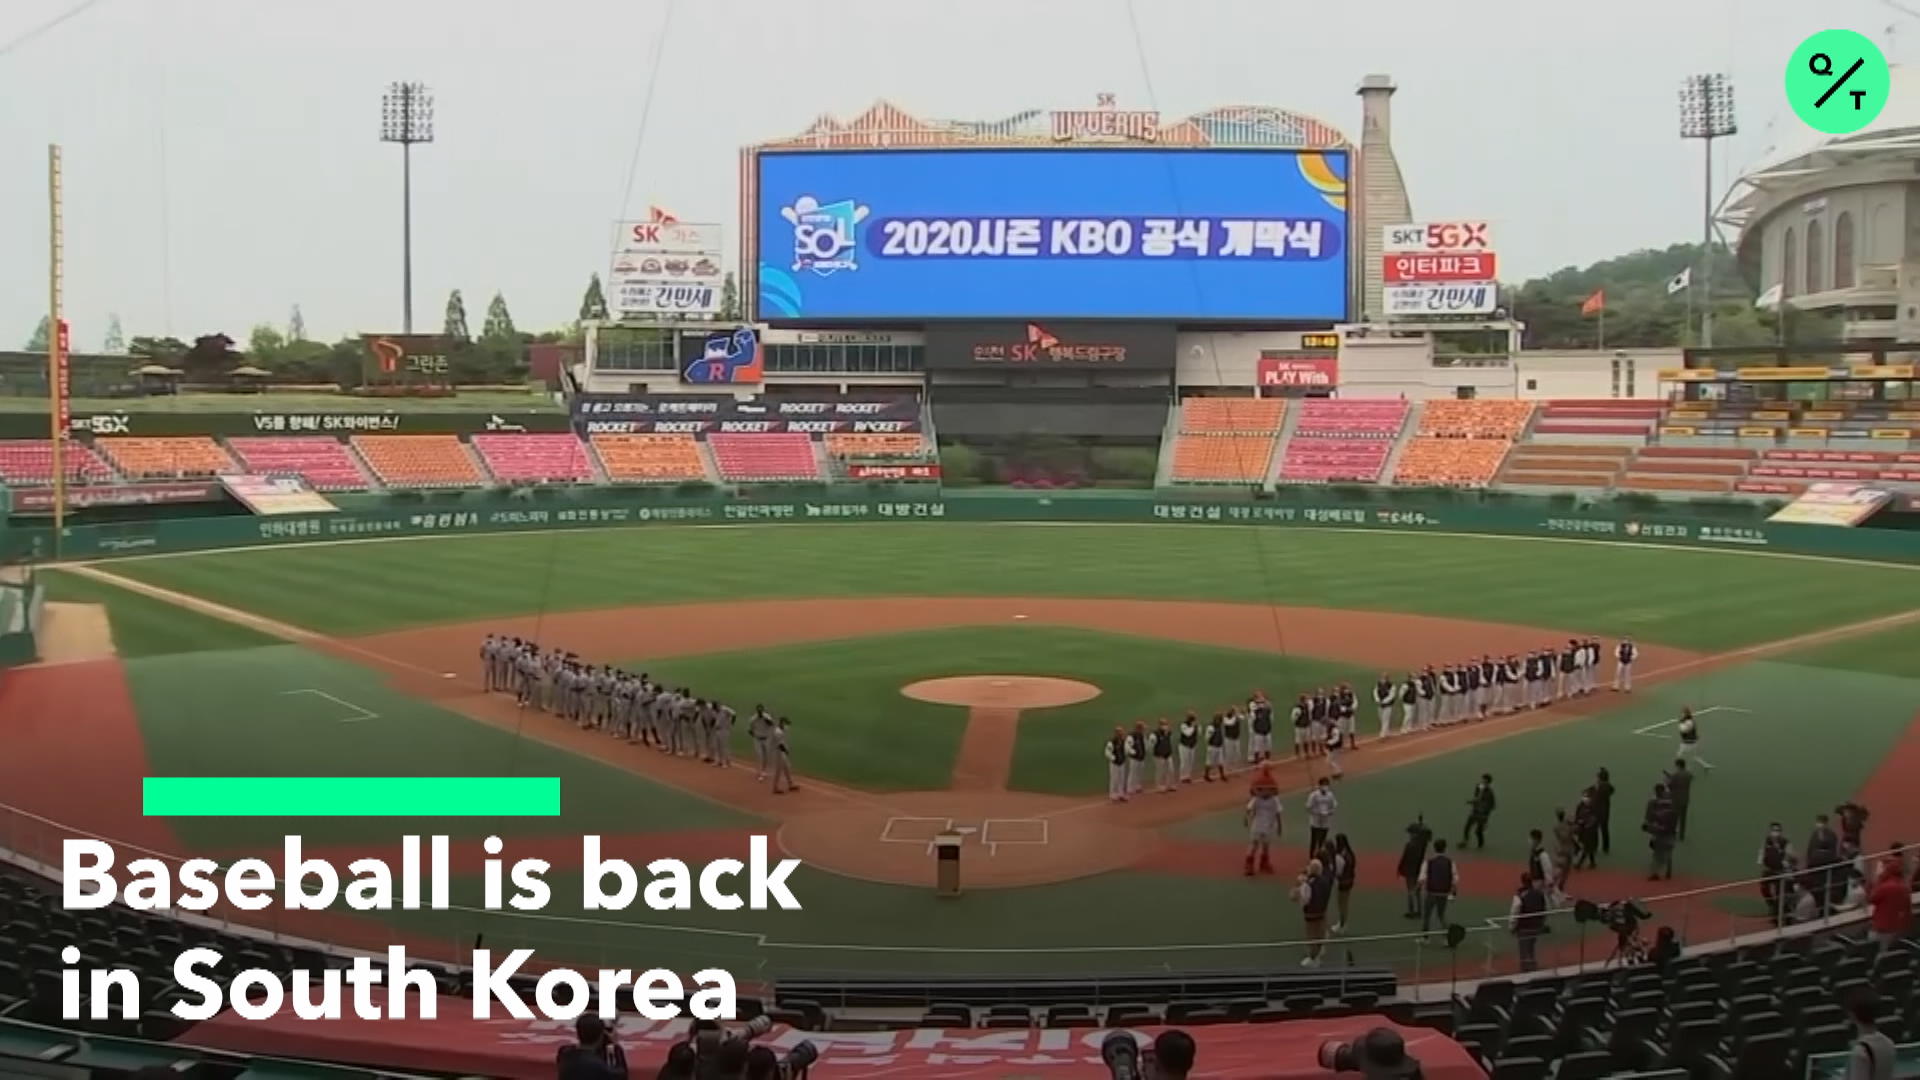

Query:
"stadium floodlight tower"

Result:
[[1679, 74, 1736, 347], [379, 81, 435, 334]]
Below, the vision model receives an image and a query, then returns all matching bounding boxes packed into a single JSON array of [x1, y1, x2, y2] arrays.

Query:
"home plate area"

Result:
[[879, 816, 1050, 856]]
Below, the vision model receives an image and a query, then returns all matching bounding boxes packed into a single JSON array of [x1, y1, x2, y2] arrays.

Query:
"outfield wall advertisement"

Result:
[[754, 148, 1350, 322], [10, 492, 1919, 565]]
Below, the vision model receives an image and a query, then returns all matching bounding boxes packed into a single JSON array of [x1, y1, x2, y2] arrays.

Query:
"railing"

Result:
[[3, 798, 1912, 998]]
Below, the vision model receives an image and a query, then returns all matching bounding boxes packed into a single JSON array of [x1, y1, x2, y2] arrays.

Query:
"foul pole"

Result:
[[48, 144, 67, 559]]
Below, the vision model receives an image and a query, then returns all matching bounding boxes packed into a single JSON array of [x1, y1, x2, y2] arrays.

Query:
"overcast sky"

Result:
[[0, 0, 1893, 346]]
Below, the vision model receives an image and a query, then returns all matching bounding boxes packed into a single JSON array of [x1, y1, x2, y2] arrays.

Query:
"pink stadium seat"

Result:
[[471, 433, 593, 484], [707, 434, 820, 482], [1278, 438, 1393, 483], [1291, 399, 1408, 439], [351, 435, 484, 488], [0, 439, 114, 485], [226, 436, 369, 491]]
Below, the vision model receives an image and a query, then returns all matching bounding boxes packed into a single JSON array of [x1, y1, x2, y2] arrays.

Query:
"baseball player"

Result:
[[1105, 727, 1128, 802], [1337, 683, 1357, 748], [1398, 671, 1419, 734], [1417, 666, 1437, 728], [1308, 688, 1330, 756], [1503, 654, 1522, 712], [1177, 711, 1199, 783], [1674, 707, 1715, 771], [1152, 718, 1175, 793], [1222, 706, 1244, 768], [749, 705, 774, 778], [1291, 694, 1311, 758], [481, 635, 498, 692], [1305, 776, 1339, 854], [1249, 692, 1274, 763], [1558, 640, 1577, 701], [1614, 637, 1637, 692], [1244, 767, 1283, 876], [1373, 674, 1396, 739], [770, 717, 795, 794], [699, 699, 720, 763], [1477, 656, 1496, 718], [1439, 666, 1460, 725], [1126, 721, 1148, 796], [1588, 638, 1604, 694], [1205, 712, 1228, 781], [1323, 716, 1346, 779], [713, 701, 735, 767]]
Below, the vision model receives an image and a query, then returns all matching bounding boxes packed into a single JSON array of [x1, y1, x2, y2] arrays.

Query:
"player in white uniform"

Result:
[[1244, 771, 1282, 876], [1614, 638, 1637, 692]]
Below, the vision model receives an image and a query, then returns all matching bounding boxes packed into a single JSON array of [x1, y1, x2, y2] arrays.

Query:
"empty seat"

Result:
[[593, 434, 709, 482], [225, 436, 368, 491], [471, 433, 593, 483], [351, 435, 484, 488], [1278, 437, 1393, 483], [824, 433, 930, 459], [0, 439, 114, 484], [1392, 437, 1513, 487], [1169, 434, 1274, 483], [707, 434, 820, 482], [94, 437, 234, 479], [1418, 399, 1535, 439], [1181, 398, 1286, 433], [1291, 399, 1408, 439]]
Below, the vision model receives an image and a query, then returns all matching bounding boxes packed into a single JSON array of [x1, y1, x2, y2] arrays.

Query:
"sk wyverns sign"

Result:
[[926, 322, 1176, 369], [1051, 93, 1160, 142]]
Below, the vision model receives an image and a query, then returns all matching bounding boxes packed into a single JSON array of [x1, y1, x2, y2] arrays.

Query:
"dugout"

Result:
[[924, 323, 1174, 486]]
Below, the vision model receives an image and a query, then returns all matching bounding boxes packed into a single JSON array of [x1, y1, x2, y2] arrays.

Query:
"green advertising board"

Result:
[[0, 411, 572, 439], [4, 491, 1919, 566]]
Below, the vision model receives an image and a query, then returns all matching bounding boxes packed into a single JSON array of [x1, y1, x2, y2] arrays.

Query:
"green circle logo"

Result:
[[1786, 29, 1890, 135]]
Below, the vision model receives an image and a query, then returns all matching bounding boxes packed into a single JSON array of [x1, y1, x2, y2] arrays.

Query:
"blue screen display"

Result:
[[754, 148, 1350, 322]]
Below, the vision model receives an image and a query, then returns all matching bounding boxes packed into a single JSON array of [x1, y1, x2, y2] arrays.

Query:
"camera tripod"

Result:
[[1603, 925, 1648, 968]]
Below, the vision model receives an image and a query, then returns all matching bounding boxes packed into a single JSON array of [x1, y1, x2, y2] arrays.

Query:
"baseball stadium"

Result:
[[2, 80, 1920, 1080]]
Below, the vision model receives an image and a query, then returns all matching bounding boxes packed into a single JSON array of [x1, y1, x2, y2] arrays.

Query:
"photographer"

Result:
[[1154, 1030, 1196, 1079], [1318, 1027, 1424, 1078], [557, 1017, 628, 1080]]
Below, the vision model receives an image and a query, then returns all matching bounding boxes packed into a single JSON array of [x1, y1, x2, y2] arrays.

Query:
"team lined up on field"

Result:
[[1103, 637, 1638, 801], [477, 634, 799, 793]]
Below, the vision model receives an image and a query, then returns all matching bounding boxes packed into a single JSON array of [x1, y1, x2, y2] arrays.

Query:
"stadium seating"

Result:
[[225, 436, 370, 491], [1616, 446, 1756, 494], [93, 437, 235, 479], [1179, 397, 1287, 434], [1531, 400, 1663, 438], [591, 434, 709, 483], [350, 434, 485, 488], [1391, 437, 1515, 487], [824, 433, 932, 460], [1498, 443, 1634, 489], [707, 433, 821, 482], [0, 440, 115, 485], [1169, 435, 1276, 483], [1417, 399, 1535, 440], [471, 433, 595, 484], [1277, 401, 1408, 483]]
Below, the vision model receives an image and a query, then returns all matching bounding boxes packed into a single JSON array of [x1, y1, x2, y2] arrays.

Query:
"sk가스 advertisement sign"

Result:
[[755, 148, 1350, 321]]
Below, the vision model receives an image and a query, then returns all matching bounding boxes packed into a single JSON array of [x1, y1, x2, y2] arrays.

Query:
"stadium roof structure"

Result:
[[1722, 64, 1920, 237], [750, 98, 1353, 151]]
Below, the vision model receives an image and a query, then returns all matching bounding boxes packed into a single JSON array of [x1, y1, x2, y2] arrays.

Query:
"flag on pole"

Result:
[[648, 206, 679, 224], [1666, 267, 1692, 295], [1755, 283, 1784, 309], [1580, 289, 1605, 316]]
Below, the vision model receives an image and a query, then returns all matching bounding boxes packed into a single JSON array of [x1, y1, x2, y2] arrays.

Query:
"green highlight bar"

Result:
[[143, 777, 561, 817]]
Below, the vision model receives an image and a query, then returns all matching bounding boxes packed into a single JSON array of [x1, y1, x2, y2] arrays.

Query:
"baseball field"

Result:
[[7, 520, 1920, 981]]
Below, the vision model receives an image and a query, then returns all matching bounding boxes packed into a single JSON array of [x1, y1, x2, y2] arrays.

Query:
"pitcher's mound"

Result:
[[32, 602, 117, 665], [903, 675, 1100, 709]]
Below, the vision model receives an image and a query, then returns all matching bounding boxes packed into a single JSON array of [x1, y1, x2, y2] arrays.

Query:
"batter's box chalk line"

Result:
[[280, 688, 379, 723], [981, 817, 1049, 856], [1632, 704, 1752, 737]]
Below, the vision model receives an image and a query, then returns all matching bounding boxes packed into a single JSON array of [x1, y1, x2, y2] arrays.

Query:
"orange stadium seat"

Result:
[[707, 433, 820, 482], [591, 434, 709, 483], [471, 433, 594, 484], [824, 433, 930, 459], [93, 437, 235, 479], [351, 434, 484, 488], [0, 439, 115, 485], [1392, 437, 1514, 487], [1179, 397, 1286, 434], [1417, 399, 1535, 440], [226, 436, 370, 491], [1169, 434, 1274, 483]]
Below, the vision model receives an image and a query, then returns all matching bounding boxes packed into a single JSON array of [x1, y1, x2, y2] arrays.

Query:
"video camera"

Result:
[[1596, 898, 1652, 935], [1317, 1028, 1424, 1078], [1100, 1031, 1157, 1079], [687, 1015, 819, 1079]]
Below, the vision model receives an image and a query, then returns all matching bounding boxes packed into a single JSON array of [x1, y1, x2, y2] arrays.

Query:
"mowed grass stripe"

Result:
[[97, 525, 1920, 651], [39, 570, 279, 658]]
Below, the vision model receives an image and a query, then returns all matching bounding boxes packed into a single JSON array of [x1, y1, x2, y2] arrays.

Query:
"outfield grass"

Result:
[[40, 571, 279, 657], [643, 626, 1369, 794], [118, 643, 758, 849], [88, 524, 1920, 650]]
